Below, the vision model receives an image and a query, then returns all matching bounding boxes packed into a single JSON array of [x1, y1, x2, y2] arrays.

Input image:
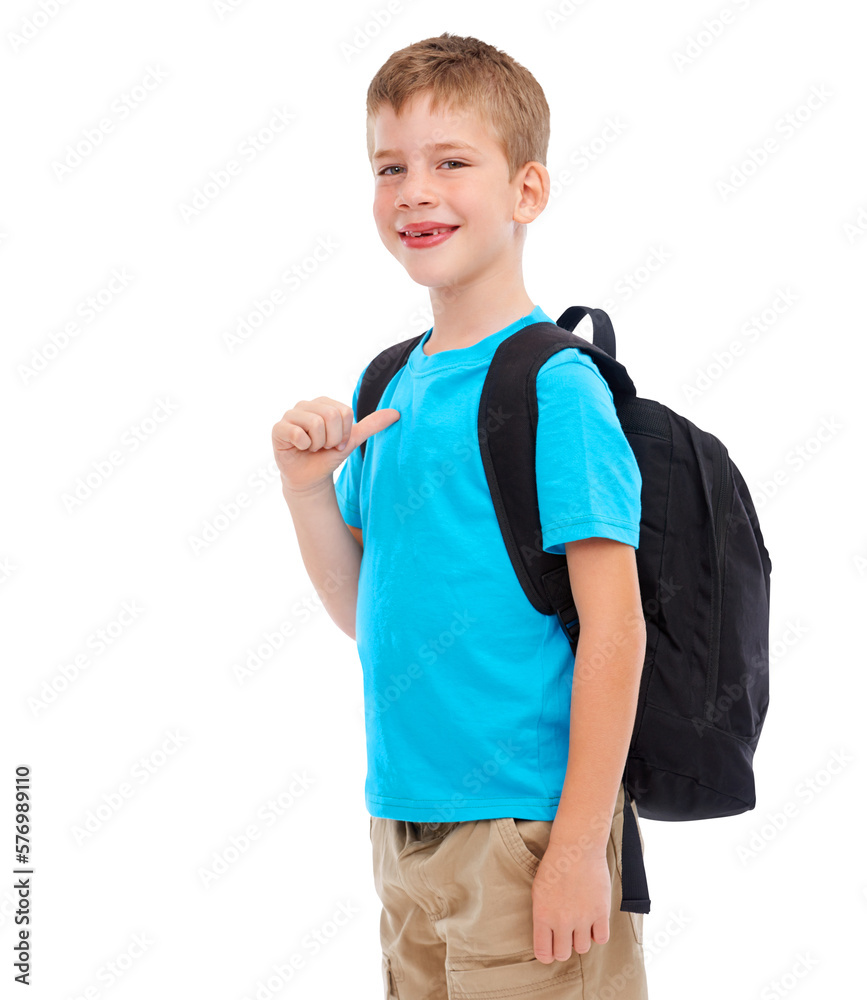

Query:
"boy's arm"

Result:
[[548, 536, 646, 853], [283, 480, 363, 641]]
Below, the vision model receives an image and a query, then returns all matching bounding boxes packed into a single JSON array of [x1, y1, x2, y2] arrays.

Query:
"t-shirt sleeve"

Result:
[[333, 363, 368, 529], [535, 348, 641, 554]]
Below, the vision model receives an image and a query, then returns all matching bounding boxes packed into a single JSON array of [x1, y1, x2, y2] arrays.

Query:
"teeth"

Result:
[[406, 227, 455, 237]]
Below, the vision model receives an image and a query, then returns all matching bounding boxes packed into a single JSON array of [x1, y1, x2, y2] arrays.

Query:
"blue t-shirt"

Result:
[[334, 305, 641, 821]]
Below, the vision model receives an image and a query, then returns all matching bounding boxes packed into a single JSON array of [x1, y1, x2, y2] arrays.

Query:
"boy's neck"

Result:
[[423, 282, 537, 356]]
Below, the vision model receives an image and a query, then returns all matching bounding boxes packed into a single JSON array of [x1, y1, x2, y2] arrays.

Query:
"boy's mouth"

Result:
[[398, 225, 460, 248]]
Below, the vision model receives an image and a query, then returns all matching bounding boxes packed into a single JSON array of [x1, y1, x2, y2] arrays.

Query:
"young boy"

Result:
[[273, 33, 648, 1000]]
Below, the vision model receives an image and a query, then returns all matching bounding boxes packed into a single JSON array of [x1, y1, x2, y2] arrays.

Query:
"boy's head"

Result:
[[366, 33, 550, 185], [366, 34, 550, 296]]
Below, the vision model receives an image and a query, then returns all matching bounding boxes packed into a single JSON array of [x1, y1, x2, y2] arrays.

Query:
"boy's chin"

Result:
[[391, 260, 445, 286], [403, 271, 464, 294]]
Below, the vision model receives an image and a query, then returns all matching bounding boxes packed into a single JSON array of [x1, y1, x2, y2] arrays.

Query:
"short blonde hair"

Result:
[[366, 32, 550, 182]]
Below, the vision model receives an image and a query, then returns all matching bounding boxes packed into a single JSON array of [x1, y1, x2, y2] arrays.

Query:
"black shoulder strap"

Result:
[[478, 318, 635, 650], [356, 334, 424, 462], [481, 314, 649, 915], [556, 305, 617, 359], [621, 781, 651, 913]]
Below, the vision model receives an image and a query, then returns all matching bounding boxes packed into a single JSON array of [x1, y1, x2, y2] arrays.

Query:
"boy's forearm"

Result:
[[549, 619, 646, 854], [282, 478, 361, 640]]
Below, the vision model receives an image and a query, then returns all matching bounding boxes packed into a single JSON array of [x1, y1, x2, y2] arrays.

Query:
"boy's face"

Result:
[[370, 92, 545, 297]]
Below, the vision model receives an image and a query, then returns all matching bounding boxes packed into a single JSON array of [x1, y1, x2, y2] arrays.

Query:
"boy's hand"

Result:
[[530, 845, 611, 963], [272, 396, 400, 496]]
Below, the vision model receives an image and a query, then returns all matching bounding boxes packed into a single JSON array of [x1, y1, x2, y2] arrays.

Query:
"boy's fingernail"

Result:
[[338, 441, 346, 450]]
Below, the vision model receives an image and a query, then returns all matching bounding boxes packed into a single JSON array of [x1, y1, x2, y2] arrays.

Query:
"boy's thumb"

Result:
[[351, 408, 400, 448]]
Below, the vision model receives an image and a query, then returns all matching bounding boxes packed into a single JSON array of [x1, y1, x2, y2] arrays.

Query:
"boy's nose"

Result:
[[395, 175, 437, 207], [396, 193, 435, 209]]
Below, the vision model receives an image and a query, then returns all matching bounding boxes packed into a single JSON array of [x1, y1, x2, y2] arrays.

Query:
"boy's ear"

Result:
[[513, 161, 550, 224]]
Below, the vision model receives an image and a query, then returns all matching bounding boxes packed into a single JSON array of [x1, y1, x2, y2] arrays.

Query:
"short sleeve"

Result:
[[535, 349, 641, 554], [333, 363, 369, 529]]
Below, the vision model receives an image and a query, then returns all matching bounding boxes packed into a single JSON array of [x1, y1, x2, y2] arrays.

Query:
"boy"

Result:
[[272, 33, 648, 1000]]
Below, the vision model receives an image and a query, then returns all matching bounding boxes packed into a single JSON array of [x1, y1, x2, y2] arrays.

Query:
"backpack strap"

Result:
[[478, 318, 635, 642], [479, 314, 650, 914], [620, 780, 651, 913], [356, 334, 424, 461], [556, 305, 617, 360]]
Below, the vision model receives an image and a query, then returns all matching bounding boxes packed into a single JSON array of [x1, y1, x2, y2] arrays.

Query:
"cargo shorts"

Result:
[[370, 782, 647, 999]]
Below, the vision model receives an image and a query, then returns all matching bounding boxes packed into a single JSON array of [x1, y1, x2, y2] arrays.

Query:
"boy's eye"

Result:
[[378, 160, 467, 176]]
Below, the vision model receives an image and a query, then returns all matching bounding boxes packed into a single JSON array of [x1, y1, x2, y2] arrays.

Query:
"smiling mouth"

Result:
[[401, 226, 459, 238]]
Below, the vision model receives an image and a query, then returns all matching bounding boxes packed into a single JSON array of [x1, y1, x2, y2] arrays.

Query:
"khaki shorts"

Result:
[[370, 782, 647, 999]]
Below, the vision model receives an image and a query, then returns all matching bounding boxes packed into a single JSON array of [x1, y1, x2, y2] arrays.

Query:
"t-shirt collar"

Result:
[[408, 305, 551, 374]]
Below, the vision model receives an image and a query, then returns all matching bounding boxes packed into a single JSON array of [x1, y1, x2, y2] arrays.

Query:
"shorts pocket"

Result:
[[448, 950, 582, 997], [496, 817, 551, 878]]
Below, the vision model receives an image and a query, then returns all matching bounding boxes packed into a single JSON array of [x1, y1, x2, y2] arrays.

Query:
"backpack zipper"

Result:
[[704, 436, 733, 722]]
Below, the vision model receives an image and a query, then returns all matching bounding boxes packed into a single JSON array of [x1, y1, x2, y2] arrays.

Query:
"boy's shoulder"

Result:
[[350, 314, 615, 416]]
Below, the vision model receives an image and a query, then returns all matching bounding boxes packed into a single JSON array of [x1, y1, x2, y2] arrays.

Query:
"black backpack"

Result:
[[356, 305, 772, 914]]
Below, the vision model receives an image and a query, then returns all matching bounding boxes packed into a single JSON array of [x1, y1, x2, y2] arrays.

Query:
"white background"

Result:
[[3, 0, 865, 997]]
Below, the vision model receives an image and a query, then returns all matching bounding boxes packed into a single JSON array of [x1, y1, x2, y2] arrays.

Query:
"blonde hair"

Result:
[[366, 33, 550, 182]]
